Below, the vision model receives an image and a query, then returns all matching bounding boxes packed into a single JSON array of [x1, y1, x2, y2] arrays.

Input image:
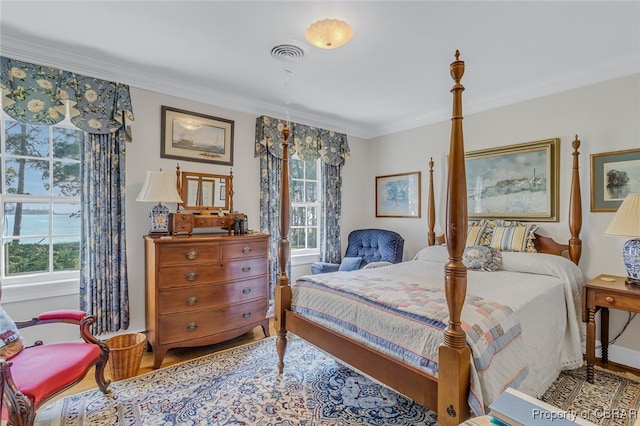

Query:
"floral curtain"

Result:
[[1, 56, 134, 334], [254, 115, 349, 296]]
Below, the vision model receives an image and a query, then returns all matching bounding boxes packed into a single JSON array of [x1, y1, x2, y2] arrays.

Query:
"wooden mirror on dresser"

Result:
[[170, 164, 246, 235]]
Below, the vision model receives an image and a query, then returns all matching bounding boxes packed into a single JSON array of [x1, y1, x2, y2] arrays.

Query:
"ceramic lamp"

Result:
[[136, 171, 183, 236], [605, 193, 640, 285]]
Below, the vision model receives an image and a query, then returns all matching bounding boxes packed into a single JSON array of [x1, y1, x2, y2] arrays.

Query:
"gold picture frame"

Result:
[[375, 172, 421, 218], [465, 138, 560, 221], [590, 148, 640, 212], [161, 106, 234, 166]]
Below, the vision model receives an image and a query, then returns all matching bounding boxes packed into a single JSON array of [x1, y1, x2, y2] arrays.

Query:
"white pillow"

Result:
[[413, 245, 450, 263]]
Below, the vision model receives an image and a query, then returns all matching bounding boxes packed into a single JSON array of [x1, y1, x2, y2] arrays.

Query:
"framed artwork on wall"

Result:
[[160, 106, 234, 166], [464, 138, 560, 221], [590, 148, 640, 212], [375, 172, 421, 218]]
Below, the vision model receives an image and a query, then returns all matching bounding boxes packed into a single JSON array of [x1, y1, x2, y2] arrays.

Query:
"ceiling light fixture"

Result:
[[305, 18, 353, 49]]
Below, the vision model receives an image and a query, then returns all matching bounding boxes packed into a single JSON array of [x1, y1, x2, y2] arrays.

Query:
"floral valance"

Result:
[[0, 57, 134, 134], [254, 115, 349, 167]]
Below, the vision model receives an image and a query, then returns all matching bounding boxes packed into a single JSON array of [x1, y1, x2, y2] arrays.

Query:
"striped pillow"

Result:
[[489, 224, 538, 252], [467, 221, 493, 246]]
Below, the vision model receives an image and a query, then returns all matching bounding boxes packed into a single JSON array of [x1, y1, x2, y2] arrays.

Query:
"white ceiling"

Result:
[[1, 1, 639, 139]]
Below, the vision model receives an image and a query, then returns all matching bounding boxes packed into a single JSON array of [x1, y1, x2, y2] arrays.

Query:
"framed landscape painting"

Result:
[[464, 138, 559, 221], [160, 106, 234, 166], [590, 148, 640, 212], [376, 172, 421, 218]]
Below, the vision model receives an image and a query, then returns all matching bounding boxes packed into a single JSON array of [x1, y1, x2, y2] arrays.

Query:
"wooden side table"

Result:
[[583, 274, 640, 383]]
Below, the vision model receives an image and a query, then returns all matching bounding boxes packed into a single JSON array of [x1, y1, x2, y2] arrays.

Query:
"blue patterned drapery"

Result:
[[254, 115, 349, 296], [1, 56, 134, 334]]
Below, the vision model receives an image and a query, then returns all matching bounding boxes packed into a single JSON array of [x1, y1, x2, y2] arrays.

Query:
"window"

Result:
[[289, 154, 321, 254], [0, 114, 83, 287]]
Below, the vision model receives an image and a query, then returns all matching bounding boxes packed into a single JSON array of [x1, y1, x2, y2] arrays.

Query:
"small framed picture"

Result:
[[590, 148, 640, 212], [376, 172, 421, 218], [161, 106, 234, 165]]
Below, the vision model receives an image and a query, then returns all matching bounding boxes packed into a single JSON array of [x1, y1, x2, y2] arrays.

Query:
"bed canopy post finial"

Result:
[[569, 135, 582, 264], [438, 50, 471, 426], [428, 157, 436, 246], [275, 123, 292, 374]]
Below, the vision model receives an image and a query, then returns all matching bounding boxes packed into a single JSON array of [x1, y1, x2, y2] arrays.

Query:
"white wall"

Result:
[[360, 74, 640, 361], [8, 72, 640, 367]]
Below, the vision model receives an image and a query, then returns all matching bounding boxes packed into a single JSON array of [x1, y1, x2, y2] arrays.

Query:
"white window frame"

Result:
[[289, 154, 321, 265], [0, 112, 81, 301]]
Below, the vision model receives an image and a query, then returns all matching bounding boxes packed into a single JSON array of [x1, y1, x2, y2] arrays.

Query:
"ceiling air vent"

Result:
[[270, 43, 305, 62]]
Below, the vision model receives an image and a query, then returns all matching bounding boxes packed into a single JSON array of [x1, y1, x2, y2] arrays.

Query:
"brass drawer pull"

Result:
[[242, 246, 251, 254], [242, 287, 251, 294], [242, 265, 251, 273], [242, 312, 251, 319], [186, 250, 198, 260], [186, 296, 198, 306], [186, 322, 198, 331], [605, 296, 614, 303], [186, 272, 198, 281]]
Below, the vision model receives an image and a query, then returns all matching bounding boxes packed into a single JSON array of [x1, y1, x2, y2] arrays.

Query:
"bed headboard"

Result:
[[426, 136, 583, 265]]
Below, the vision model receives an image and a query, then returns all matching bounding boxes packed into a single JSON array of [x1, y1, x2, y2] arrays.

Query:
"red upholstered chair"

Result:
[[0, 309, 110, 426]]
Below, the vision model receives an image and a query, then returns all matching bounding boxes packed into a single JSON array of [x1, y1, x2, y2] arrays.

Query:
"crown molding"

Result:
[[370, 54, 640, 138], [2, 35, 638, 140], [0, 36, 369, 138]]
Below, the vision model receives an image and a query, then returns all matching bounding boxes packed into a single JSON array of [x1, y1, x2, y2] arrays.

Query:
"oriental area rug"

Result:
[[37, 335, 640, 426]]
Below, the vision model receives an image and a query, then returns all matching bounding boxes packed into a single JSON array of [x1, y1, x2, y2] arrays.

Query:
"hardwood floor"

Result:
[[48, 321, 275, 405]]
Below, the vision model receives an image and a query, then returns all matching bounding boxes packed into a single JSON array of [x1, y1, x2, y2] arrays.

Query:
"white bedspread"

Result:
[[291, 245, 584, 414]]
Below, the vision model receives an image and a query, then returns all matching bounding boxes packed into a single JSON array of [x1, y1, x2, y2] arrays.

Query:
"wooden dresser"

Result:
[[144, 233, 270, 368]]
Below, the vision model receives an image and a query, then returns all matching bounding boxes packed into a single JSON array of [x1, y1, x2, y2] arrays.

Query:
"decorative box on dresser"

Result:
[[144, 233, 270, 368]]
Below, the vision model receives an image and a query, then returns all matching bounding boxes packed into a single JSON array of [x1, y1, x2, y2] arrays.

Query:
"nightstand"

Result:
[[583, 274, 640, 383]]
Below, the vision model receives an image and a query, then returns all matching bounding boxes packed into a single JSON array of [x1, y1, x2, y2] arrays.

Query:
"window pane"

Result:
[[52, 127, 82, 160], [5, 120, 49, 157], [4, 238, 50, 275], [3, 202, 49, 237], [52, 203, 81, 236], [292, 206, 305, 226], [53, 238, 80, 271], [52, 161, 80, 196], [290, 159, 303, 179], [306, 182, 317, 202], [5, 159, 50, 195], [291, 180, 304, 203], [305, 159, 317, 178], [307, 228, 318, 249], [290, 228, 305, 250], [306, 206, 317, 226]]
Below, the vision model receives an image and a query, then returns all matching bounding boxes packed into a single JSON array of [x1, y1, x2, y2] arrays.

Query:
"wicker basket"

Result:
[[106, 333, 146, 381]]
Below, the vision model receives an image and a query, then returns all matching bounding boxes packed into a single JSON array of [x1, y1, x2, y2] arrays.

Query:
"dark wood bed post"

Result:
[[568, 136, 582, 264], [438, 50, 471, 426], [275, 124, 292, 373], [428, 157, 436, 246]]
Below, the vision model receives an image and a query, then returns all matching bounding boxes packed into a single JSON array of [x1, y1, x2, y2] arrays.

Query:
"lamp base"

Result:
[[622, 238, 640, 287], [626, 277, 640, 286], [148, 203, 171, 236]]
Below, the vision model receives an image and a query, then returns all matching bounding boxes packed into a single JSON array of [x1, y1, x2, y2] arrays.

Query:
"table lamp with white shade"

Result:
[[136, 171, 183, 236], [604, 193, 640, 285]]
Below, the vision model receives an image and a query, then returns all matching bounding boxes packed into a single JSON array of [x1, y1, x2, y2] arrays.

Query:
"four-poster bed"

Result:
[[273, 51, 583, 425]]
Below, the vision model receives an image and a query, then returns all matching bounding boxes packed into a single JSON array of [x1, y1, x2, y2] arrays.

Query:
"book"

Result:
[[488, 388, 596, 426]]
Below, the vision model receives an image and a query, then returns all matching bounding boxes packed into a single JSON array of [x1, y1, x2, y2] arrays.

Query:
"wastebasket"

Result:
[[106, 332, 146, 381]]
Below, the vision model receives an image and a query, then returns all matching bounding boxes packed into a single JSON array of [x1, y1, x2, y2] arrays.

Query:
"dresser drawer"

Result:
[[222, 240, 268, 260], [158, 243, 220, 264], [158, 298, 267, 345], [216, 257, 268, 281], [193, 216, 233, 228], [158, 277, 268, 314], [595, 292, 638, 311], [158, 263, 225, 289]]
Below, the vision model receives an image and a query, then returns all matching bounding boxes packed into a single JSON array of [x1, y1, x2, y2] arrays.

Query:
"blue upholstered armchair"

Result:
[[311, 228, 405, 274]]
